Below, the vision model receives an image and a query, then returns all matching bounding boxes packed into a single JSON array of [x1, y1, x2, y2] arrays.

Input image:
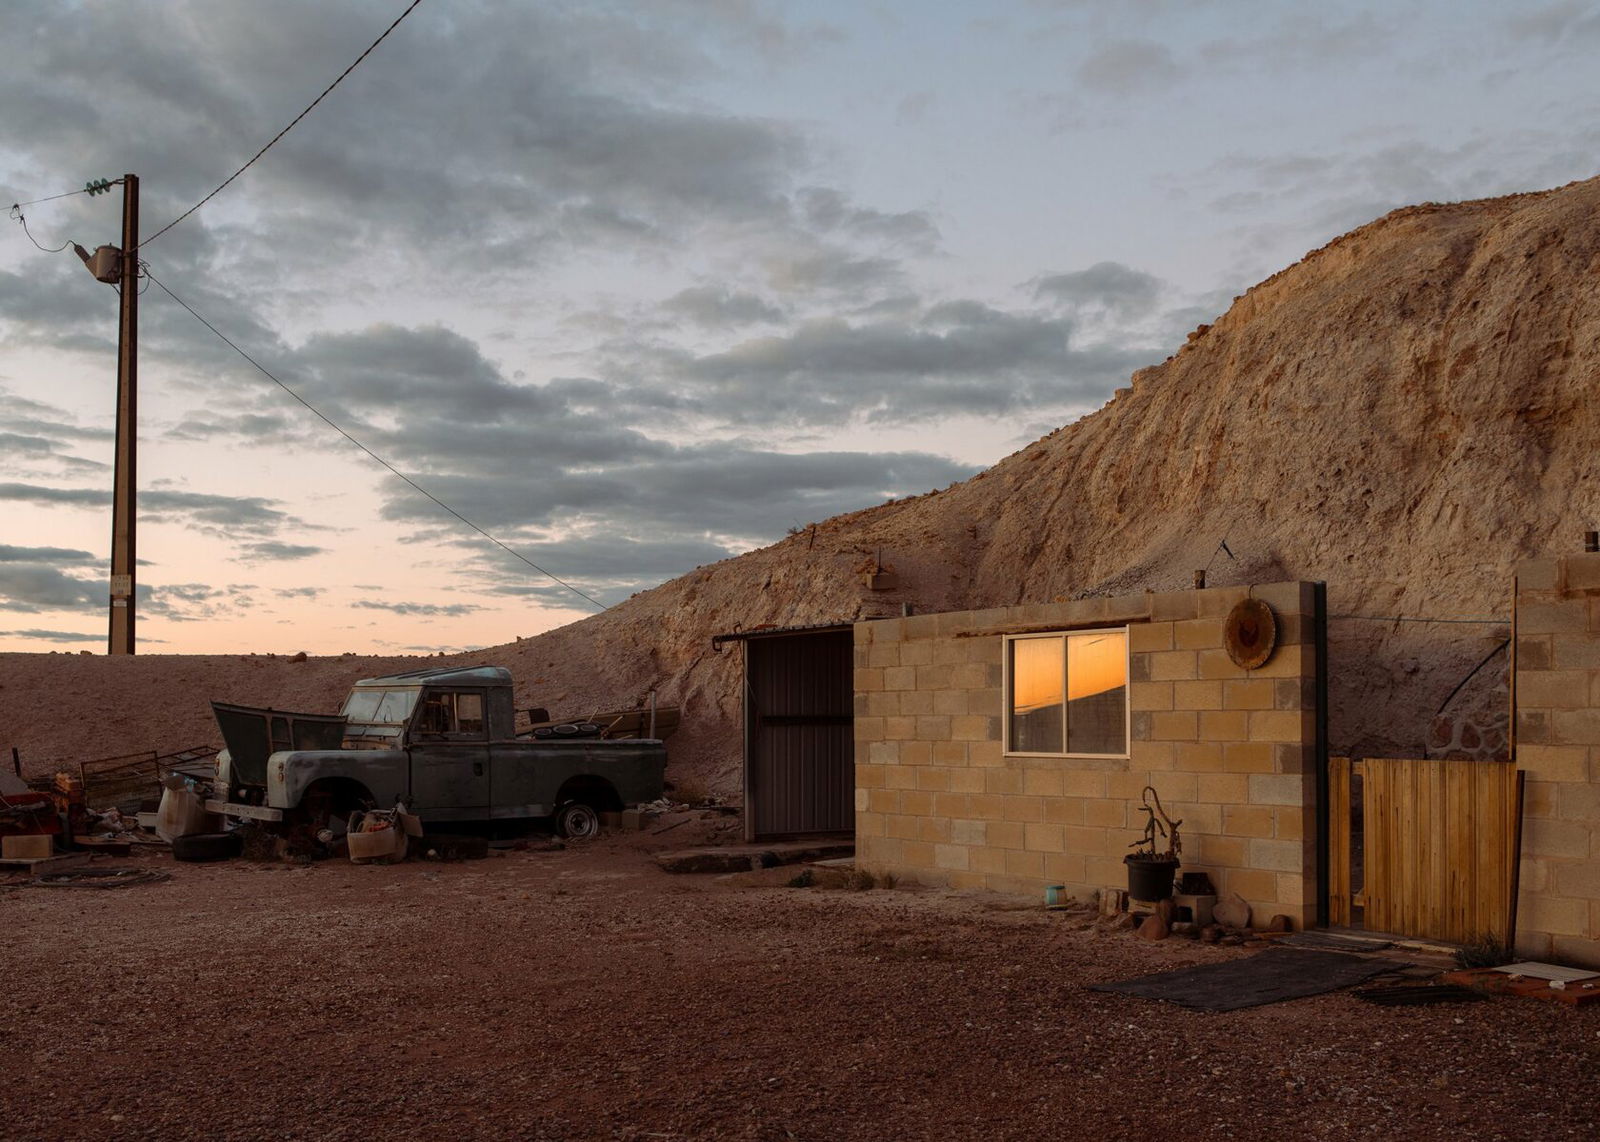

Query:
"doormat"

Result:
[[1091, 948, 1402, 1011]]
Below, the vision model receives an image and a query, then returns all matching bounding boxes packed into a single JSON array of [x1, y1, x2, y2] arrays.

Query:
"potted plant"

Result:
[[1124, 785, 1182, 901]]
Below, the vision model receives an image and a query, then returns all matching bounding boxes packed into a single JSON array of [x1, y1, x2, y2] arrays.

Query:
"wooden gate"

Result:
[[1328, 757, 1523, 944]]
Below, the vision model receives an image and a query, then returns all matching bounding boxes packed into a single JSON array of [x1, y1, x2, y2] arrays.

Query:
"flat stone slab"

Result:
[[655, 841, 854, 875]]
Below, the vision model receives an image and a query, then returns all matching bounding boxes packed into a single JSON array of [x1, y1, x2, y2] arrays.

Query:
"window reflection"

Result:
[[1009, 636, 1064, 753], [1066, 631, 1127, 755], [1006, 628, 1128, 756]]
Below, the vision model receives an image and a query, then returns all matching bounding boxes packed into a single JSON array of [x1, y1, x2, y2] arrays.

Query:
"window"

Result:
[[1005, 628, 1129, 757], [415, 690, 488, 739], [341, 688, 418, 742]]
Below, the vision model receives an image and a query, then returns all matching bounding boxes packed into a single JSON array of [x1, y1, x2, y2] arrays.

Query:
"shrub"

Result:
[[1455, 932, 1513, 969]]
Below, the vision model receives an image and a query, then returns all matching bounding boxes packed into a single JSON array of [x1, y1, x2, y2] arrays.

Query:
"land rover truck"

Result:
[[205, 665, 667, 839]]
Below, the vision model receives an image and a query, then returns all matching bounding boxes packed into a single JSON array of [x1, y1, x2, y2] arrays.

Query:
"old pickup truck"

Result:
[[204, 665, 666, 839]]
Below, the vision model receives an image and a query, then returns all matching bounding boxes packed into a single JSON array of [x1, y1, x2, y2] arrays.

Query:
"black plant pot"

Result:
[[1125, 854, 1180, 901]]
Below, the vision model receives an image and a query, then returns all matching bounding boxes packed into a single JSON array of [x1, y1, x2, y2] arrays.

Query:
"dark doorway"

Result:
[[743, 628, 854, 841]]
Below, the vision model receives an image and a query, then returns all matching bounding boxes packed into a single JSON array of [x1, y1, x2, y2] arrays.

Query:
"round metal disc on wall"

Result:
[[1224, 598, 1278, 670]]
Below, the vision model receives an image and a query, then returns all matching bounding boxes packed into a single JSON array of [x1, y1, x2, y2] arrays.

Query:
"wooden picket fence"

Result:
[[1328, 757, 1523, 945]]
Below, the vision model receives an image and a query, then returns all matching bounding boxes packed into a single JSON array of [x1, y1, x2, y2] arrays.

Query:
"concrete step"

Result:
[[655, 840, 854, 875]]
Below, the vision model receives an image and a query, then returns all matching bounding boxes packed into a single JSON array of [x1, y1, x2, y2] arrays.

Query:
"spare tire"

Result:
[[171, 831, 243, 863]]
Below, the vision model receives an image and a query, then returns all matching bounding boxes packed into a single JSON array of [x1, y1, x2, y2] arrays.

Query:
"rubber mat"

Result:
[[1091, 948, 1402, 1011]]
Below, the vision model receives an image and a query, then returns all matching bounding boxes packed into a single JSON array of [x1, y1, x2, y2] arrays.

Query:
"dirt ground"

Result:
[[3, 819, 1598, 1142]]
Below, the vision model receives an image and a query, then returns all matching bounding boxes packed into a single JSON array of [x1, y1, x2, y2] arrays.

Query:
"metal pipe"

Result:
[[1314, 581, 1331, 929]]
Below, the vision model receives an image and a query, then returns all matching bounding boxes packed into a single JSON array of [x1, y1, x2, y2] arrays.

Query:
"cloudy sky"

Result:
[[3, 1, 1597, 655]]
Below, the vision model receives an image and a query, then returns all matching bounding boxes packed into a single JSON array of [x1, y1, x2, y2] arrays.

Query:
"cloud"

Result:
[[0, 431, 107, 476], [0, 264, 120, 354], [1506, 2, 1600, 44], [761, 249, 904, 297], [0, 564, 99, 612], [235, 541, 327, 563], [1076, 40, 1182, 96], [0, 627, 101, 643], [0, 544, 96, 563], [141, 488, 309, 537], [350, 599, 482, 617], [1033, 262, 1163, 319], [1197, 11, 1394, 72], [274, 586, 325, 599], [647, 302, 1155, 427], [0, 387, 114, 445], [0, 482, 109, 508], [661, 286, 786, 329], [794, 188, 939, 251]]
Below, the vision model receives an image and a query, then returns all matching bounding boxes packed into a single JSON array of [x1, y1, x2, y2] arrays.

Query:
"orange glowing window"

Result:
[[1006, 629, 1128, 756]]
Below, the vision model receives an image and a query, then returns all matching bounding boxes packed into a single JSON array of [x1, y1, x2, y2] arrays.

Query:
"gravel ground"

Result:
[[3, 823, 1598, 1142]]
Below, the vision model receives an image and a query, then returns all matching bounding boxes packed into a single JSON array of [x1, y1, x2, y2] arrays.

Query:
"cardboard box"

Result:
[[2, 834, 54, 860], [347, 822, 407, 863]]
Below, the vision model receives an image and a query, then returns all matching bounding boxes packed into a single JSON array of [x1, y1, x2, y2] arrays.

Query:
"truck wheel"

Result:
[[556, 801, 600, 840]]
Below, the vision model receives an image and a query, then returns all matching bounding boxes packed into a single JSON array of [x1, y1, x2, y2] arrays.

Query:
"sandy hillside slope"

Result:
[[6, 177, 1599, 791]]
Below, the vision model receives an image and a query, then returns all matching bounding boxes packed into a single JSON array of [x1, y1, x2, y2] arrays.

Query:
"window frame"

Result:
[[412, 688, 490, 742], [1002, 625, 1131, 760]]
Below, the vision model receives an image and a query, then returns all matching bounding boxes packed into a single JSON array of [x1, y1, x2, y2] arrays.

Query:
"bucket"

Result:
[[155, 787, 220, 842], [1124, 855, 1180, 901]]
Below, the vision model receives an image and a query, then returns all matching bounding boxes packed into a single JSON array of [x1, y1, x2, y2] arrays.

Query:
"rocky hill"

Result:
[[9, 176, 1600, 789]]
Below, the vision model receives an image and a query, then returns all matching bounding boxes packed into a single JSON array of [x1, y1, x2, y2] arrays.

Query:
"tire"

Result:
[[171, 831, 243, 863], [556, 801, 600, 840], [551, 722, 602, 738]]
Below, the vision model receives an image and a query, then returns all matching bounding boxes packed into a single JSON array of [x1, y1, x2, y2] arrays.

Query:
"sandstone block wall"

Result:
[[854, 581, 1320, 929], [1513, 554, 1600, 967]]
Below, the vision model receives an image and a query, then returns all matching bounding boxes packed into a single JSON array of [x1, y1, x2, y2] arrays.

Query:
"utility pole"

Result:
[[108, 173, 138, 654], [73, 174, 140, 653]]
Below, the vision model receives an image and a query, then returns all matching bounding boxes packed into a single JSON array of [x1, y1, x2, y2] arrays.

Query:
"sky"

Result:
[[3, 0, 1599, 655]]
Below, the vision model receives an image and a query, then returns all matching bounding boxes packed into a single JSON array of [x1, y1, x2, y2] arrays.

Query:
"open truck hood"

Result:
[[211, 702, 348, 789]]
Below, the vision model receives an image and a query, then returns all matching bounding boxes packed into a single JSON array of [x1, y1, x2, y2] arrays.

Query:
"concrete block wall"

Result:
[[854, 581, 1321, 929], [1513, 554, 1600, 967]]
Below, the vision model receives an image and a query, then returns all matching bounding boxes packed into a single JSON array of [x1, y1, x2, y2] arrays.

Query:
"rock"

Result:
[[1136, 912, 1170, 941], [289, 650, 308, 662], [1155, 897, 1177, 925], [1267, 913, 1294, 933], [1214, 892, 1252, 929], [1200, 924, 1222, 944]]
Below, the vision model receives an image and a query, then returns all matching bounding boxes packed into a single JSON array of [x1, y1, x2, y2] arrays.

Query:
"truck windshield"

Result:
[[341, 688, 416, 727]]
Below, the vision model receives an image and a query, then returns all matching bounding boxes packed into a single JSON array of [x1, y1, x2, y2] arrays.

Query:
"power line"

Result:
[[141, 0, 425, 250], [142, 267, 608, 613], [8, 187, 89, 209], [8, 204, 75, 253]]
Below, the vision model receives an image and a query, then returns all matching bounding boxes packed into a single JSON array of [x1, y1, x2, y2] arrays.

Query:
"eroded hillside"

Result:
[[9, 177, 1600, 789]]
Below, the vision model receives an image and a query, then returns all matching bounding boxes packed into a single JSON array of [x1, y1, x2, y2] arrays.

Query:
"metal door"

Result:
[[408, 688, 491, 819], [745, 629, 854, 840]]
